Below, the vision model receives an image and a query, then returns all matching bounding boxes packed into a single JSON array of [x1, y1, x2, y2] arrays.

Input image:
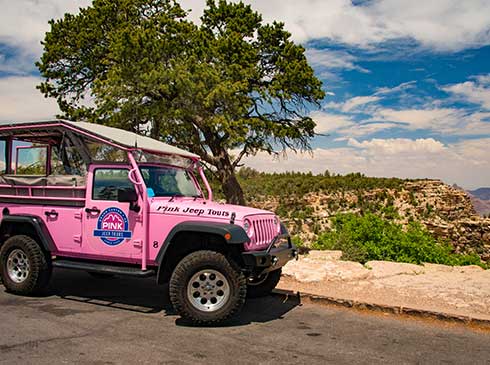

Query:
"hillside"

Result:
[[468, 188, 490, 216], [234, 169, 490, 262], [469, 188, 490, 200]]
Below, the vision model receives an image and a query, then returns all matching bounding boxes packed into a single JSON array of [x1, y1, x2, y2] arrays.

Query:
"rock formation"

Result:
[[249, 179, 490, 262]]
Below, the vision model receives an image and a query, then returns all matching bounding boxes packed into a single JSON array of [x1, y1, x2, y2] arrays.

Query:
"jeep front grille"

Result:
[[244, 216, 278, 251]]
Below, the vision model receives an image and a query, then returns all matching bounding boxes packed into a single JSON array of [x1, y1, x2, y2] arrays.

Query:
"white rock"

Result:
[[365, 261, 425, 279], [306, 250, 342, 261]]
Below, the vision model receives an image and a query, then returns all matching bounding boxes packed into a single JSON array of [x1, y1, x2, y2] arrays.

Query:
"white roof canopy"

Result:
[[0, 119, 199, 159]]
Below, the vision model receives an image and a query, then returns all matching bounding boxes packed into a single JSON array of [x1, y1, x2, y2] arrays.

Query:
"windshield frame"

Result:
[[138, 163, 204, 198]]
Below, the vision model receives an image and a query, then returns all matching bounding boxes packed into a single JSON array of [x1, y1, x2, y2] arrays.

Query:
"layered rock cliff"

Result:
[[247, 179, 490, 262]]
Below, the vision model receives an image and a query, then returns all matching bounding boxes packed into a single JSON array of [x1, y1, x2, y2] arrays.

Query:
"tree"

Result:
[[37, 0, 325, 204]]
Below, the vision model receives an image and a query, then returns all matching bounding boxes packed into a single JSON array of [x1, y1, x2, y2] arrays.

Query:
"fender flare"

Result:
[[155, 221, 249, 284], [155, 221, 249, 265], [0, 214, 56, 252]]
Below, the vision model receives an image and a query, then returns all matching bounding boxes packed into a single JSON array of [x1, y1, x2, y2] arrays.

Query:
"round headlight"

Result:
[[243, 220, 251, 233]]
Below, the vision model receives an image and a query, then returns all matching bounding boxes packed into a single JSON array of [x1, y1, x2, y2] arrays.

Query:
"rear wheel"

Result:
[[0, 235, 52, 295], [247, 268, 282, 298], [169, 250, 246, 325]]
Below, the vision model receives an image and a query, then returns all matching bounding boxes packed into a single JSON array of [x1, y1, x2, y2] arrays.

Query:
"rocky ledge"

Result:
[[279, 250, 490, 321]]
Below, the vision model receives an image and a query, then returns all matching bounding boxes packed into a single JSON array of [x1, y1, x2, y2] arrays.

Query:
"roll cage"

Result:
[[0, 120, 214, 270]]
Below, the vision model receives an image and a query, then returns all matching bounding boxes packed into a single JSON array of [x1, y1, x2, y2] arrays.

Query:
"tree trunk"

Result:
[[219, 168, 245, 206]]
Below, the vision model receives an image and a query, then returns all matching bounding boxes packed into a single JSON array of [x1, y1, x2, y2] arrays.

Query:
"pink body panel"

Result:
[[81, 164, 146, 262], [0, 204, 81, 256]]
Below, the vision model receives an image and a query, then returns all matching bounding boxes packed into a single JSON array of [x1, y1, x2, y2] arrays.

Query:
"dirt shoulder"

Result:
[[278, 250, 490, 321]]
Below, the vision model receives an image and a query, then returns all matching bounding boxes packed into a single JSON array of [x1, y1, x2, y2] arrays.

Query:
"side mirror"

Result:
[[117, 188, 138, 203], [117, 188, 140, 213]]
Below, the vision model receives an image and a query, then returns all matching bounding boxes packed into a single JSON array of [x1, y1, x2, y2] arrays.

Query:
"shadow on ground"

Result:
[[15, 268, 301, 327]]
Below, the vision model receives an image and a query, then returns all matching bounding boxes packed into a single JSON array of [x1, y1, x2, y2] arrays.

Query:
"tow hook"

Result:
[[271, 256, 279, 266], [292, 249, 298, 260]]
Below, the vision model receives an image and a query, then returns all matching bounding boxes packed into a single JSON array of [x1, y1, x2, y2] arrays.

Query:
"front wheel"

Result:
[[169, 250, 246, 325], [247, 268, 282, 298], [0, 235, 52, 295]]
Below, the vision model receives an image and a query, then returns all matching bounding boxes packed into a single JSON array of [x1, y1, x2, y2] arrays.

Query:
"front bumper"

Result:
[[241, 234, 298, 275]]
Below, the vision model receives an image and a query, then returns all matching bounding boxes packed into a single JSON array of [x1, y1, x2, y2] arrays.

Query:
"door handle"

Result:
[[44, 210, 59, 218], [85, 207, 101, 214]]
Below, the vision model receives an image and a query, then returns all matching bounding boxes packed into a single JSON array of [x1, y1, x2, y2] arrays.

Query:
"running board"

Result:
[[52, 259, 156, 277]]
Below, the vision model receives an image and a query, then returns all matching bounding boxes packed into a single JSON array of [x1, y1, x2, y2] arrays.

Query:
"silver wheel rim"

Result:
[[248, 273, 268, 286], [186, 269, 230, 312], [7, 249, 30, 284]]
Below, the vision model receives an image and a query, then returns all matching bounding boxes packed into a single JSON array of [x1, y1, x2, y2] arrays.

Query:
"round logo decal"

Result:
[[93, 207, 132, 246]]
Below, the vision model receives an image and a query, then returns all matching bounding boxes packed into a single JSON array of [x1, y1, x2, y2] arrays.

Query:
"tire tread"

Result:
[[0, 235, 51, 295], [169, 250, 246, 325]]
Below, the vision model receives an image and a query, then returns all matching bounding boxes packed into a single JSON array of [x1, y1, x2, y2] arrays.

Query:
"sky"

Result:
[[0, 1, 489, 189]]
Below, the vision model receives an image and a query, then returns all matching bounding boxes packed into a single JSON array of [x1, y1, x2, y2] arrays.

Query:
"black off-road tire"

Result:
[[169, 250, 247, 325], [246, 268, 282, 298], [0, 235, 52, 295]]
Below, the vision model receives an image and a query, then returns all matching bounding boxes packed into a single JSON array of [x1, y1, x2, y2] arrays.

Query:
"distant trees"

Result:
[[236, 168, 404, 199]]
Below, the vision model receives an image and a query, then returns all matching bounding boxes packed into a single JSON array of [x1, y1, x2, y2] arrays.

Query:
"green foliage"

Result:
[[37, 0, 325, 204], [312, 213, 486, 268], [408, 191, 418, 206], [15, 163, 46, 175], [237, 168, 405, 198], [291, 235, 305, 248], [291, 235, 310, 254]]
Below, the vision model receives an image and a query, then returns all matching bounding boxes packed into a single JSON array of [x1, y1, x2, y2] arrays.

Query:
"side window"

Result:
[[15, 145, 48, 175], [92, 168, 133, 201], [51, 145, 86, 176]]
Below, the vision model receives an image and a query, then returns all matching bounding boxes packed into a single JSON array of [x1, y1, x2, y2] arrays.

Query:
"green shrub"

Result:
[[312, 213, 485, 268], [291, 235, 309, 254]]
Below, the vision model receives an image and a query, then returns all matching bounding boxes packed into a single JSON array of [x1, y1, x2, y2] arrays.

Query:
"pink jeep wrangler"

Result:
[[0, 120, 296, 324]]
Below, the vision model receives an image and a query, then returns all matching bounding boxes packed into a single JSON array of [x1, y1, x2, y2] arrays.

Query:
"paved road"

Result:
[[1, 270, 489, 365]]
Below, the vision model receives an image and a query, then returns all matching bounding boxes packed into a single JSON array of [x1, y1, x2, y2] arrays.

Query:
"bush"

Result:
[[312, 213, 485, 268], [291, 235, 309, 254], [236, 168, 405, 201]]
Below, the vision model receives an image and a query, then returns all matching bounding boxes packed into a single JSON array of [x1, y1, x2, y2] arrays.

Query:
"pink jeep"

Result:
[[0, 120, 296, 324]]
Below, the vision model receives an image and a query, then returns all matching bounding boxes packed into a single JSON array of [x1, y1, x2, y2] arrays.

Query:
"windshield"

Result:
[[139, 166, 201, 197]]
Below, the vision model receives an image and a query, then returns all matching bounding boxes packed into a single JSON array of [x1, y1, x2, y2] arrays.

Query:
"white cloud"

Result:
[[0, 0, 91, 54], [347, 137, 446, 154], [373, 108, 460, 130], [305, 49, 368, 73], [374, 81, 417, 96], [242, 137, 490, 189], [340, 96, 380, 112], [0, 76, 60, 121], [337, 122, 400, 138], [370, 107, 490, 135], [0, 0, 91, 75], [0, 0, 488, 69], [442, 74, 490, 110], [310, 111, 354, 134], [321, 77, 490, 138], [182, 0, 490, 51]]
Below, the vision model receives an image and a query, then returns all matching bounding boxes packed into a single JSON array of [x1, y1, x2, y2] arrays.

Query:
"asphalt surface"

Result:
[[1, 270, 489, 365]]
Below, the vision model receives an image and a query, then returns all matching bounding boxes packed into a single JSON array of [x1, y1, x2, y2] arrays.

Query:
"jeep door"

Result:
[[82, 165, 144, 260]]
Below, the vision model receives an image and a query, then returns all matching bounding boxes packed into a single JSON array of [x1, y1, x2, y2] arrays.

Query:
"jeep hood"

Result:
[[149, 198, 274, 222]]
